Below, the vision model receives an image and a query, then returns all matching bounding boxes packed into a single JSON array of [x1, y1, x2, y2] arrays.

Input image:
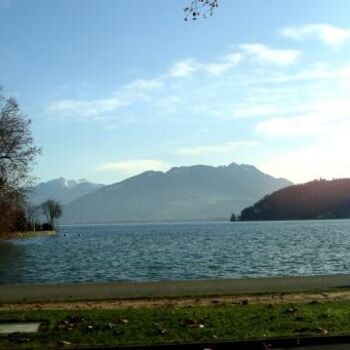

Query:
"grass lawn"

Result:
[[2, 300, 350, 349]]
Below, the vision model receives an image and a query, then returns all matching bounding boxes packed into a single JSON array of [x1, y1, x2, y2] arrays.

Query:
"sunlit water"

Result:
[[1, 220, 350, 284]]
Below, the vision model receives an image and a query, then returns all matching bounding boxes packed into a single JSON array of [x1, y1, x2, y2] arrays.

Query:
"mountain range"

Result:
[[51, 162, 292, 224], [28, 177, 104, 205]]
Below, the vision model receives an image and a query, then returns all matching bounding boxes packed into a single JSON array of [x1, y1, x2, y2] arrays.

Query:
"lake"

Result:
[[1, 220, 350, 284]]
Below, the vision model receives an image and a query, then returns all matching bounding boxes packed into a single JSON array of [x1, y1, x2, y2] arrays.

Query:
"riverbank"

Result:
[[0, 230, 56, 240], [1, 275, 350, 303]]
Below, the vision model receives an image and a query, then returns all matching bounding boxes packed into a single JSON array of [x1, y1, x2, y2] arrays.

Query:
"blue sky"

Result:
[[1, 0, 350, 184]]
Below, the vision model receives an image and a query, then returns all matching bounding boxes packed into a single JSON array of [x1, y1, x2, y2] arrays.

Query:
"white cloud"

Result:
[[264, 63, 350, 84], [168, 59, 198, 78], [125, 78, 163, 92], [260, 123, 350, 183], [240, 43, 300, 65], [176, 141, 258, 156], [47, 98, 126, 119], [191, 103, 284, 121], [47, 41, 302, 124], [255, 97, 350, 137], [204, 53, 242, 76], [47, 78, 163, 119], [96, 159, 170, 173], [155, 95, 182, 114], [169, 46, 295, 80], [43, 26, 350, 183], [281, 24, 350, 46], [255, 114, 322, 137], [168, 53, 242, 78], [231, 105, 283, 119]]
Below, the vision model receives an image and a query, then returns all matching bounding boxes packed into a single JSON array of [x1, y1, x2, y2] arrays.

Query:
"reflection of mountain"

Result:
[[240, 179, 350, 221], [28, 177, 105, 205], [62, 162, 292, 224]]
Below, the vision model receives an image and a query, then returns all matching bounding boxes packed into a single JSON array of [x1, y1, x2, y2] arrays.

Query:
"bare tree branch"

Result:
[[0, 87, 41, 232], [184, 0, 219, 21]]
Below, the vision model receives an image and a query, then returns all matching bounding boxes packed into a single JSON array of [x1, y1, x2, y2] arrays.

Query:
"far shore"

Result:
[[60, 218, 350, 226], [1, 274, 350, 304], [0, 230, 56, 240]]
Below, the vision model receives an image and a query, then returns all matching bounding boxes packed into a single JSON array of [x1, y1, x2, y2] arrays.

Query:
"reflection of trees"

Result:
[[0, 241, 27, 283]]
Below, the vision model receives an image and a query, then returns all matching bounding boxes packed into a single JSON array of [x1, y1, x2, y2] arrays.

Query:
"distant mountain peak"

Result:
[[166, 162, 271, 176], [240, 163, 260, 172], [29, 178, 105, 205], [77, 178, 89, 184], [227, 161, 239, 168], [62, 162, 293, 224], [167, 164, 211, 174], [66, 179, 77, 188]]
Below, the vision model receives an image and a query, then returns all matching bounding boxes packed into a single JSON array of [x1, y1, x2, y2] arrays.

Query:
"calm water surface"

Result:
[[1, 220, 350, 284]]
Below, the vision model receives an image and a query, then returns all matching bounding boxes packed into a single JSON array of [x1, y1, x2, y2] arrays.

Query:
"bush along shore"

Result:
[[0, 199, 62, 240]]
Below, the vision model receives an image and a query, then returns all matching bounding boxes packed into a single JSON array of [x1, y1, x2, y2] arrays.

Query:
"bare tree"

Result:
[[0, 180, 25, 232], [0, 88, 41, 191], [184, 0, 219, 21], [25, 203, 40, 231], [41, 199, 62, 230], [0, 87, 41, 232]]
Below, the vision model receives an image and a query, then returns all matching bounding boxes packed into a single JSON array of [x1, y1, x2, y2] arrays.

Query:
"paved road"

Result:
[[1, 274, 350, 303]]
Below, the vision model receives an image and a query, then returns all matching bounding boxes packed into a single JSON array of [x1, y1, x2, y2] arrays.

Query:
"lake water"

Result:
[[1, 220, 350, 284]]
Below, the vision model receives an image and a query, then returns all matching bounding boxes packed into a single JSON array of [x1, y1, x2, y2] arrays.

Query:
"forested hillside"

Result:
[[240, 179, 350, 221]]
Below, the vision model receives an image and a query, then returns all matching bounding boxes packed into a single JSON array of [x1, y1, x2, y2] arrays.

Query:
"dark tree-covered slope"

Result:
[[240, 179, 350, 221]]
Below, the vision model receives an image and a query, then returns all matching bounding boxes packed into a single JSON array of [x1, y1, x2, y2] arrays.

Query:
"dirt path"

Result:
[[2, 275, 350, 305], [2, 290, 350, 311]]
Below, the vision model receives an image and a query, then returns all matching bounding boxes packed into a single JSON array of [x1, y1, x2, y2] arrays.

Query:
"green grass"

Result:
[[2, 301, 350, 349]]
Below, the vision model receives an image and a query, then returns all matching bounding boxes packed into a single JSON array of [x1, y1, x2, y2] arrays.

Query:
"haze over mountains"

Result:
[[50, 162, 292, 224], [29, 177, 104, 205]]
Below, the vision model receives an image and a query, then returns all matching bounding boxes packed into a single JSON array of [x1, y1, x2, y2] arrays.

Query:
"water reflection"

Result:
[[0, 241, 27, 283]]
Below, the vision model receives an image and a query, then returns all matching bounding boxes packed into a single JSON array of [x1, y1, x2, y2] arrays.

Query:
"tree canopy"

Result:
[[0, 88, 41, 232], [0, 89, 41, 193], [41, 199, 62, 229]]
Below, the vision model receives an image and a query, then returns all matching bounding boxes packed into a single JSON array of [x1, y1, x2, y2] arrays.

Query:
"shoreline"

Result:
[[61, 218, 350, 226], [1, 274, 350, 303], [2, 289, 350, 311], [0, 230, 56, 240]]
